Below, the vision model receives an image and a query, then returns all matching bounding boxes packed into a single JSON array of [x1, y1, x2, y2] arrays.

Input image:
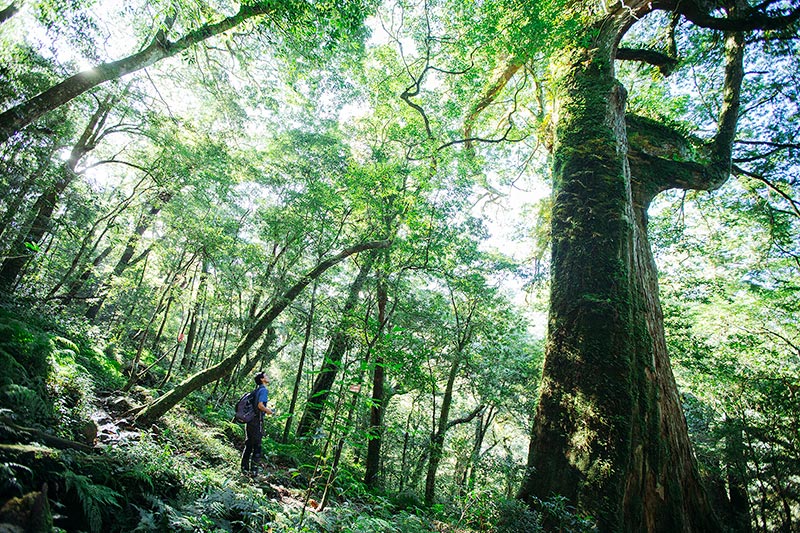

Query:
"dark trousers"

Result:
[[241, 417, 263, 472]]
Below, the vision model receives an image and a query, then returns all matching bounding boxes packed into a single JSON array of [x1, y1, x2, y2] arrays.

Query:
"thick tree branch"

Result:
[[443, 403, 485, 433], [616, 47, 679, 75], [436, 58, 530, 153], [732, 137, 800, 162], [400, 80, 433, 137], [671, 0, 800, 31], [756, 327, 800, 356], [438, 121, 525, 151], [733, 164, 800, 218], [732, 147, 786, 163], [0, 1, 18, 25], [0, 3, 276, 143], [1, 418, 93, 452], [711, 30, 745, 170], [463, 57, 524, 148], [396, 7, 438, 140], [629, 24, 744, 204], [628, 147, 712, 201], [735, 139, 800, 150]]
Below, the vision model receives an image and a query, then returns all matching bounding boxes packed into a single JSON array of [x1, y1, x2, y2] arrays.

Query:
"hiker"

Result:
[[241, 371, 274, 475]]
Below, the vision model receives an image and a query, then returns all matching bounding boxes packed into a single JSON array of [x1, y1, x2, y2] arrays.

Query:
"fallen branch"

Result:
[[0, 418, 93, 453]]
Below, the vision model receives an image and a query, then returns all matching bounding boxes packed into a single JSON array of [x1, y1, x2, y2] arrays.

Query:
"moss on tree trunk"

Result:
[[518, 40, 720, 531]]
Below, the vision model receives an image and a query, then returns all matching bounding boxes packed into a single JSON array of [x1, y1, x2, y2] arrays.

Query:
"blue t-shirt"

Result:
[[255, 384, 268, 418]]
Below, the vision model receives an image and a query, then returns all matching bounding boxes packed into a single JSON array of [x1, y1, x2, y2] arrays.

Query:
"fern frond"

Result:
[[0, 348, 27, 385], [63, 470, 121, 533], [52, 336, 80, 353], [0, 384, 48, 419]]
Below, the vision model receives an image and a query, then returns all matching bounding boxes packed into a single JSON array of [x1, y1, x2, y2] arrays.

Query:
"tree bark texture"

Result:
[[517, 28, 721, 531]]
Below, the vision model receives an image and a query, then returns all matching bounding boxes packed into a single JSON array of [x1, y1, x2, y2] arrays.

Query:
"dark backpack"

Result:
[[234, 388, 258, 424]]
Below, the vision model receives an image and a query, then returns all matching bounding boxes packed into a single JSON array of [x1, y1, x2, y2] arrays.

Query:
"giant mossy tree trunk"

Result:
[[517, 27, 722, 531]]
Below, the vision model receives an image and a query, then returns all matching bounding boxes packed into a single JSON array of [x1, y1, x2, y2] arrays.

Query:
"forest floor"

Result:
[[1, 387, 470, 533]]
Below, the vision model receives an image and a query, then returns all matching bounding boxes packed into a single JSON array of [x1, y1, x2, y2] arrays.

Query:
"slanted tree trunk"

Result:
[[122, 264, 188, 392], [0, 155, 51, 245], [135, 240, 389, 425], [519, 5, 745, 530], [85, 192, 170, 320], [460, 405, 495, 496], [424, 284, 483, 506], [424, 391, 484, 506], [0, 3, 281, 143], [295, 251, 377, 438], [54, 175, 155, 303], [60, 244, 113, 305], [0, 96, 113, 290], [47, 224, 109, 302], [236, 326, 284, 381], [180, 258, 209, 369], [0, 1, 19, 26], [710, 417, 753, 533], [424, 354, 461, 507]]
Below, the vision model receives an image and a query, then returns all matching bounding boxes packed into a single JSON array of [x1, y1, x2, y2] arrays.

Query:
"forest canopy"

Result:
[[0, 0, 798, 532]]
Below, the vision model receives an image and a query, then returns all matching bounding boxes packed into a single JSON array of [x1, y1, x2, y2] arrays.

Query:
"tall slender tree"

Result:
[[0, 94, 116, 290], [364, 261, 390, 488], [295, 251, 377, 438]]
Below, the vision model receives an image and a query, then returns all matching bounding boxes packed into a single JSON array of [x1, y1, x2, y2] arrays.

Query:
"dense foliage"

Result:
[[0, 0, 798, 531]]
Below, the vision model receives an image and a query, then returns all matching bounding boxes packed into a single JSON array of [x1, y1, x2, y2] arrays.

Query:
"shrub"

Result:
[[0, 312, 52, 415], [494, 497, 541, 533], [536, 495, 596, 533], [62, 470, 122, 533], [457, 488, 540, 533], [48, 350, 95, 441]]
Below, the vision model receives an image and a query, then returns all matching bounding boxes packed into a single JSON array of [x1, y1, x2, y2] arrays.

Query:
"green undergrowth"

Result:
[[0, 304, 592, 532]]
